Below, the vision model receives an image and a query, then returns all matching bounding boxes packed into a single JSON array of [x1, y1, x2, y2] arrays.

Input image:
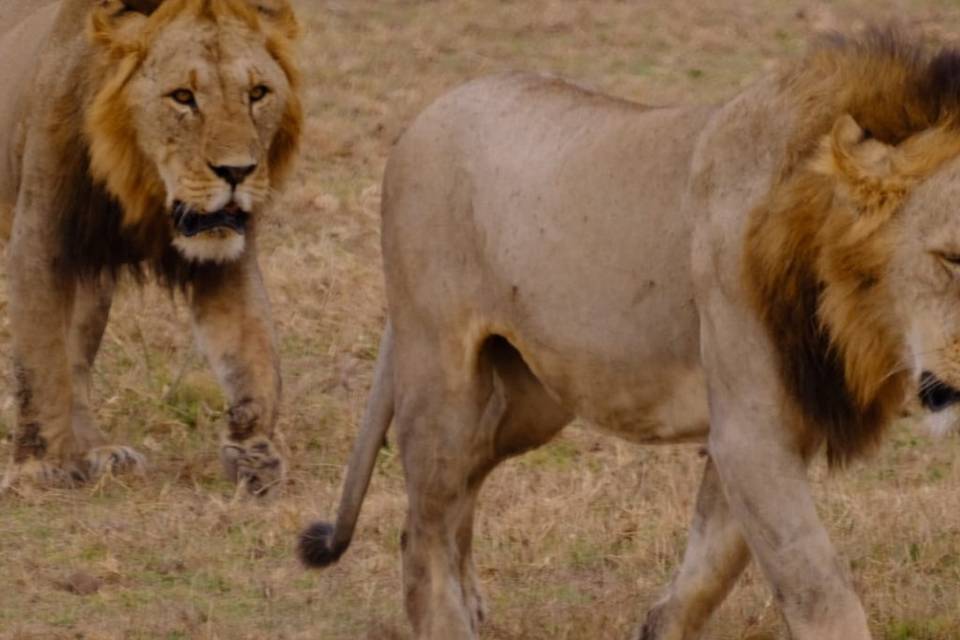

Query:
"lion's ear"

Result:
[[246, 0, 299, 40], [816, 115, 907, 199], [815, 114, 899, 182], [89, 0, 161, 56], [810, 114, 911, 239]]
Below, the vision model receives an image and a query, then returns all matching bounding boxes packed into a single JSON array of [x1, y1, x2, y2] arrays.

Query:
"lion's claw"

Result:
[[1, 446, 146, 493], [84, 445, 147, 478], [1, 459, 87, 491], [220, 435, 286, 497]]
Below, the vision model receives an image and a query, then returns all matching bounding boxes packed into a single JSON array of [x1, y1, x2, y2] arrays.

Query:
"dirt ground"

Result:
[[2, 1, 960, 638]]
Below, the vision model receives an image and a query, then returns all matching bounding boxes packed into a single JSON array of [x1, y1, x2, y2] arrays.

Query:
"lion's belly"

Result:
[[495, 229, 709, 444], [484, 176, 708, 443], [516, 334, 710, 444]]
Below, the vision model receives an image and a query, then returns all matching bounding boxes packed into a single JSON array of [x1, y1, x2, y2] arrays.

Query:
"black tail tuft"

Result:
[[298, 521, 348, 568]]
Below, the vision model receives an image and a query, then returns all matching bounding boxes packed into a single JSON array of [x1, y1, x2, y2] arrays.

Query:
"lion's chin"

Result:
[[172, 230, 246, 263], [921, 407, 959, 438], [169, 200, 250, 263]]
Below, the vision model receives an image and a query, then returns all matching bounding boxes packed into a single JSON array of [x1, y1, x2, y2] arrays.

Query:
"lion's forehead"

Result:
[[144, 17, 275, 85], [903, 156, 960, 240]]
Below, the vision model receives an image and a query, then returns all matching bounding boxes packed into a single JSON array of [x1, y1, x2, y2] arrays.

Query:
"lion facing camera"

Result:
[[0, 0, 302, 496]]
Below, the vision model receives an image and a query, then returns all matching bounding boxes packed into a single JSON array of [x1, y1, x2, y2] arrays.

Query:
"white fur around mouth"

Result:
[[173, 230, 246, 263], [923, 407, 960, 438]]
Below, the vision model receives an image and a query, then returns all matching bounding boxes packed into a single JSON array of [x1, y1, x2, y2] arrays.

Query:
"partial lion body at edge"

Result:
[[309, 31, 960, 639], [0, 0, 302, 496]]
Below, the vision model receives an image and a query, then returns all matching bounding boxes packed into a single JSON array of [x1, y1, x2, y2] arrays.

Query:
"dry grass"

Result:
[[2, 1, 960, 638]]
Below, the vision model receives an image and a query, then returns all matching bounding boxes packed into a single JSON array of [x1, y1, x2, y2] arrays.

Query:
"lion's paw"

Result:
[[220, 435, 286, 497], [1, 458, 87, 491], [83, 446, 147, 479]]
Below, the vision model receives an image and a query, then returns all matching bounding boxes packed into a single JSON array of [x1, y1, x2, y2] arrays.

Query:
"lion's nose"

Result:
[[919, 371, 960, 412], [209, 163, 257, 188]]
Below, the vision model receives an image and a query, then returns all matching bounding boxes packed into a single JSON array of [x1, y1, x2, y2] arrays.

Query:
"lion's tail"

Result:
[[298, 321, 395, 568]]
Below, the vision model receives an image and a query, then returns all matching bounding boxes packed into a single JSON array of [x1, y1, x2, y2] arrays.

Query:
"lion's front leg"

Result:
[[699, 296, 871, 640], [638, 459, 750, 640], [69, 275, 114, 451], [709, 417, 870, 639], [68, 275, 146, 478], [190, 255, 284, 497], [3, 202, 82, 488]]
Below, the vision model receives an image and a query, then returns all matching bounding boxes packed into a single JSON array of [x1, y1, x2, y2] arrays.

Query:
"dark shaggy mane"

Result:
[[776, 30, 960, 180], [744, 178, 903, 466], [918, 46, 960, 124], [821, 30, 960, 136], [55, 132, 223, 291], [746, 31, 960, 465]]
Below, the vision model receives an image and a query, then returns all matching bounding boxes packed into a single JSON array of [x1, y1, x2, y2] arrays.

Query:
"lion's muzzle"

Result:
[[919, 371, 960, 412], [172, 201, 249, 237]]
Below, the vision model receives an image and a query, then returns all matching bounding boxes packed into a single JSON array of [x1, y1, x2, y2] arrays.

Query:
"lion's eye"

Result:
[[169, 89, 197, 107], [249, 84, 271, 103], [936, 252, 960, 270]]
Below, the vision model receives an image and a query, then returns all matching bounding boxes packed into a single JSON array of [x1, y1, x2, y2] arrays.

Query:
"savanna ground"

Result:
[[2, 1, 960, 638]]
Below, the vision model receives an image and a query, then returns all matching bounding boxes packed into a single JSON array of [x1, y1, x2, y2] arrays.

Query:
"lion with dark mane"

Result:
[[0, 0, 302, 495], [300, 32, 960, 639]]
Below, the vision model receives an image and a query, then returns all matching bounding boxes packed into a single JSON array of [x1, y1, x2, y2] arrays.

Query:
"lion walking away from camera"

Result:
[[300, 33, 960, 640], [0, 0, 302, 496]]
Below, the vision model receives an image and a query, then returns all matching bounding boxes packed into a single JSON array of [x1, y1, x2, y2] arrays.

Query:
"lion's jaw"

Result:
[[170, 202, 249, 263], [86, 0, 302, 265], [162, 157, 261, 264]]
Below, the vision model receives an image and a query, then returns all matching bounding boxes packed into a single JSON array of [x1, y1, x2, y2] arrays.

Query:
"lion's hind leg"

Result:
[[457, 337, 572, 630], [395, 342, 493, 640], [396, 333, 571, 639]]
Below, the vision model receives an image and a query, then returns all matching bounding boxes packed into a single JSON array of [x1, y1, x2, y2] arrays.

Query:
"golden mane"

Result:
[[83, 0, 302, 228], [745, 33, 960, 464]]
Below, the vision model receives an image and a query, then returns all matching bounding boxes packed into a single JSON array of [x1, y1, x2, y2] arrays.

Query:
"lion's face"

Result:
[[798, 116, 960, 440], [85, 0, 302, 263], [891, 157, 960, 435], [132, 13, 292, 261]]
